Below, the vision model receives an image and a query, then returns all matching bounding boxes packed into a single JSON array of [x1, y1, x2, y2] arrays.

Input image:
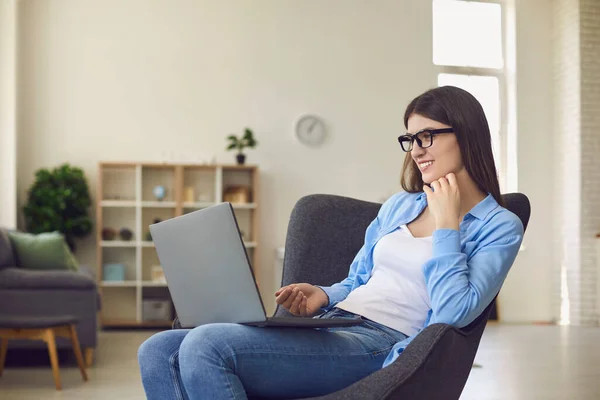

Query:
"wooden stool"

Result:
[[0, 315, 88, 390]]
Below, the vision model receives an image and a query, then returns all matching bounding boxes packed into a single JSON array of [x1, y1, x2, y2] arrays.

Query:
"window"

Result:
[[432, 0, 513, 191]]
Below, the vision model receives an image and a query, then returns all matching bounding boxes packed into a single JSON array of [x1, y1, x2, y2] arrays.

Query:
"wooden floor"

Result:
[[0, 324, 598, 399]]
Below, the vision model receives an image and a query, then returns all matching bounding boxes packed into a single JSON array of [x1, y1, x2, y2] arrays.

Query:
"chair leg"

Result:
[[0, 338, 7, 377], [84, 347, 94, 368], [68, 325, 88, 382], [44, 329, 62, 390]]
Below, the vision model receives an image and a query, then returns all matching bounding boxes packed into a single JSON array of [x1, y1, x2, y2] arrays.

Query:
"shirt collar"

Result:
[[467, 193, 499, 220], [414, 191, 498, 221]]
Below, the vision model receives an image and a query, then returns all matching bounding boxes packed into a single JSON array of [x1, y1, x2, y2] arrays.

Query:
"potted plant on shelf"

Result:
[[23, 163, 93, 251], [226, 128, 258, 165]]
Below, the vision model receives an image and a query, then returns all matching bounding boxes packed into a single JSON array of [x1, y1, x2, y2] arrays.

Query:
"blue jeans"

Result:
[[138, 308, 407, 400]]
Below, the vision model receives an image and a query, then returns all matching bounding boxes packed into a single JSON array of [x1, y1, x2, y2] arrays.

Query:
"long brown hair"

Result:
[[400, 86, 504, 207]]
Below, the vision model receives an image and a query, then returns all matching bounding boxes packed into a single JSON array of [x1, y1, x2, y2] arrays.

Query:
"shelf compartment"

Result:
[[142, 165, 176, 202], [141, 246, 163, 282], [101, 165, 137, 202], [141, 207, 176, 242], [100, 287, 137, 322], [101, 207, 137, 242], [101, 248, 137, 281], [183, 166, 217, 204], [141, 287, 174, 323]]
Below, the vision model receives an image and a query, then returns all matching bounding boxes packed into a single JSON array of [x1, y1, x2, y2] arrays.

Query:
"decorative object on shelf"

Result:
[[295, 114, 327, 147], [184, 186, 195, 203], [198, 193, 211, 202], [23, 163, 93, 251], [146, 218, 162, 241], [103, 263, 125, 281], [142, 299, 172, 321], [223, 185, 250, 203], [151, 265, 166, 283], [226, 127, 259, 165], [119, 228, 134, 241], [152, 185, 166, 201], [101, 227, 117, 241]]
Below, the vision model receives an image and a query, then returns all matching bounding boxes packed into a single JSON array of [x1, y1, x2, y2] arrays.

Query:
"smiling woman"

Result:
[[137, 85, 524, 400]]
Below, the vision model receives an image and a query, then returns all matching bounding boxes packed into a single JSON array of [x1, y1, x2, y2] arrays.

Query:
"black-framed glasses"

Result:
[[397, 128, 454, 152]]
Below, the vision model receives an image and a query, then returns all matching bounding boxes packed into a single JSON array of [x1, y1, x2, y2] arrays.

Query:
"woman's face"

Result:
[[407, 113, 463, 184]]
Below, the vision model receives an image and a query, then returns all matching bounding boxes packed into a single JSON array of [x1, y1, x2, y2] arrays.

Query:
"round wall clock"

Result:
[[295, 115, 326, 147]]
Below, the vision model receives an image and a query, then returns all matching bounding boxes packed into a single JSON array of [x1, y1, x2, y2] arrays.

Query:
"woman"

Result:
[[138, 86, 524, 400]]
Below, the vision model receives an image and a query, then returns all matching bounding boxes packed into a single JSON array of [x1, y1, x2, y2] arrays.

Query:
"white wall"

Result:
[[497, 0, 555, 323], [0, 0, 17, 229], [16, 0, 557, 320], [17, 0, 436, 314]]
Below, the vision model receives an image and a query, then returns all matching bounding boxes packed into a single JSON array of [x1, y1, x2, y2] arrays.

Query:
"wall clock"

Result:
[[295, 115, 326, 147]]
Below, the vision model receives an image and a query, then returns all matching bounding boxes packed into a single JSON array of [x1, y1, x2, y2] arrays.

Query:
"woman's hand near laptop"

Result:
[[275, 283, 328, 317]]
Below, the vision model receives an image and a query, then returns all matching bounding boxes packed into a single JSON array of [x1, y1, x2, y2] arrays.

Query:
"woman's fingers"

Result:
[[275, 284, 295, 297], [446, 172, 458, 188], [282, 287, 299, 310], [290, 291, 303, 314], [437, 177, 449, 191], [275, 287, 290, 304], [299, 296, 308, 317]]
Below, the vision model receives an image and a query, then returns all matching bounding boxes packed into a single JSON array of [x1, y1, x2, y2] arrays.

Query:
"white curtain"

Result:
[[0, 0, 17, 229]]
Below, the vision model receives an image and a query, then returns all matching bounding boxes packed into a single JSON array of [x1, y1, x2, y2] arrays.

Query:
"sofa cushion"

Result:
[[0, 267, 96, 290], [7, 231, 79, 271], [0, 229, 17, 269]]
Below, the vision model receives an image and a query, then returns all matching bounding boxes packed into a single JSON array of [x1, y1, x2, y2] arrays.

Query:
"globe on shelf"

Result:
[[153, 185, 166, 201]]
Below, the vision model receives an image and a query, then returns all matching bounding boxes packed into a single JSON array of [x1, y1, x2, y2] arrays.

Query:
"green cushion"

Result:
[[7, 231, 79, 271]]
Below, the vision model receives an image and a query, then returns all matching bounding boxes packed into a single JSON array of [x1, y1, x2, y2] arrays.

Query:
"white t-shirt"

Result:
[[336, 224, 432, 336]]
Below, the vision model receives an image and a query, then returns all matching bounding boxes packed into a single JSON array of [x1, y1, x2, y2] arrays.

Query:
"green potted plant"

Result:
[[226, 128, 258, 165], [23, 163, 93, 251]]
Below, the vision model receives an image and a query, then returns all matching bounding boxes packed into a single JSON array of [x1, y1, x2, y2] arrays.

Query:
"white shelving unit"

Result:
[[96, 162, 260, 328]]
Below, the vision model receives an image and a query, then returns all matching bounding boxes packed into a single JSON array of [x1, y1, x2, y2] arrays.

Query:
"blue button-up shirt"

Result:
[[318, 190, 524, 368]]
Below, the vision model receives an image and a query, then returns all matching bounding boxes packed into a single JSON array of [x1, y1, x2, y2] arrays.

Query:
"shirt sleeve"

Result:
[[423, 213, 524, 327]]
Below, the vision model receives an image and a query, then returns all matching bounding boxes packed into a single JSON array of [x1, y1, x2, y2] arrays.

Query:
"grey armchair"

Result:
[[174, 193, 531, 400]]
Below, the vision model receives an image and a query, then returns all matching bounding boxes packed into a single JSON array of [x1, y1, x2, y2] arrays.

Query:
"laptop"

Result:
[[149, 202, 362, 329]]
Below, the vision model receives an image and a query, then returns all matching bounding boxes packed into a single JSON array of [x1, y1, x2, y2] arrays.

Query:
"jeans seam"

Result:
[[222, 354, 247, 399], [169, 350, 186, 400]]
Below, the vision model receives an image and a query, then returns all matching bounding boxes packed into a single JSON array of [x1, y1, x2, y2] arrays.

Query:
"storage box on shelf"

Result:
[[97, 162, 260, 328]]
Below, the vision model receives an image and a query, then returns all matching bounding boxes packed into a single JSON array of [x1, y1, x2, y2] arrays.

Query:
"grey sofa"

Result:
[[0, 228, 99, 364]]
